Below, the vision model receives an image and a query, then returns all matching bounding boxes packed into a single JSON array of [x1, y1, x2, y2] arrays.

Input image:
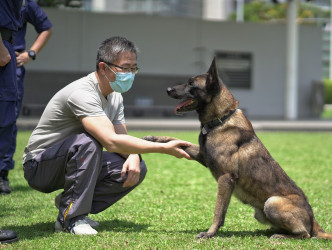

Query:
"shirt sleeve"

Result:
[[26, 0, 53, 33], [67, 90, 106, 118]]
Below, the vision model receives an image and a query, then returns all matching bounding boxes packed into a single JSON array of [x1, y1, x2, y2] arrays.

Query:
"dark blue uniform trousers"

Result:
[[23, 133, 147, 228], [0, 40, 18, 173], [1, 66, 25, 172]]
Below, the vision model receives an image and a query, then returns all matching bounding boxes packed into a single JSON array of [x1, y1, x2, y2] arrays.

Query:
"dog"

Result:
[[143, 58, 332, 240]]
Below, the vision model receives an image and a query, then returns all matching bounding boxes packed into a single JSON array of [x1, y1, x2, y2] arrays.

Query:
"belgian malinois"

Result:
[[143, 58, 332, 240]]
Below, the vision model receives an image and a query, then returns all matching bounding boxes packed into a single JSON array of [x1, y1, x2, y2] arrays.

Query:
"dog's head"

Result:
[[168, 58, 235, 117]]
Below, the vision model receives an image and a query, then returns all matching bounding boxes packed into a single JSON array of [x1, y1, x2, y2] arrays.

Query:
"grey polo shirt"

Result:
[[23, 72, 125, 163]]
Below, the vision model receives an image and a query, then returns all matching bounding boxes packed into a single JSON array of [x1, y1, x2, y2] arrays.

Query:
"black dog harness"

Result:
[[201, 109, 238, 135]]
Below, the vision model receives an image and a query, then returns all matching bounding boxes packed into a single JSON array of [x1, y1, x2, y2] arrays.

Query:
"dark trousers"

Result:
[[23, 133, 147, 228], [0, 118, 15, 172], [0, 40, 18, 173], [1, 66, 25, 172]]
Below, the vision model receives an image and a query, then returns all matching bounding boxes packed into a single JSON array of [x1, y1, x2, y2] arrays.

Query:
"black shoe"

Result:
[[0, 170, 11, 194], [0, 229, 18, 244]]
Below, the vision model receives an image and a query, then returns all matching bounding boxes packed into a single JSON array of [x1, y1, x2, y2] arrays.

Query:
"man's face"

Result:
[[106, 52, 137, 82]]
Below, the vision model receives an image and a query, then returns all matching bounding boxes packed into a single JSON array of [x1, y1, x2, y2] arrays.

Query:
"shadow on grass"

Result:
[[6, 222, 56, 240], [215, 229, 275, 238], [160, 228, 275, 239], [99, 219, 150, 233], [6, 219, 150, 240], [11, 184, 34, 192]]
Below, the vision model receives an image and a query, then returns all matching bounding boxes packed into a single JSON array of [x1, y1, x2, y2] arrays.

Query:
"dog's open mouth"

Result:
[[174, 98, 198, 114]]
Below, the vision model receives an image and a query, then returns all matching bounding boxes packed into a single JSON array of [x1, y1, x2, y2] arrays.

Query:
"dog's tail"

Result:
[[312, 218, 332, 240]]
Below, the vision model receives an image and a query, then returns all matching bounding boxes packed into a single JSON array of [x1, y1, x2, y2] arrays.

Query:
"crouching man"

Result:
[[22, 36, 191, 235]]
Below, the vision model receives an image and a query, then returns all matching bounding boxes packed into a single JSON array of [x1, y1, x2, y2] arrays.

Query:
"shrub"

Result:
[[323, 78, 332, 104]]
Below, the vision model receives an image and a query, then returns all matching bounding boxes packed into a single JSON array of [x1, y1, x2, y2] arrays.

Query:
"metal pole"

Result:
[[236, 0, 244, 22], [285, 0, 299, 120]]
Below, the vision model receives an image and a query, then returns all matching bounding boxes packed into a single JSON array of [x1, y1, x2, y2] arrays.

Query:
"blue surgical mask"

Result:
[[105, 65, 135, 93]]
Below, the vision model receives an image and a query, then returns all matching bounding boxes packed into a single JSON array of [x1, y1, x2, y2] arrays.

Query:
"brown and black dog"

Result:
[[143, 58, 332, 240]]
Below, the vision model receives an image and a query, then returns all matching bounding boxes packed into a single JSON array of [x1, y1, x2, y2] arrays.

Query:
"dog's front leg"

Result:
[[142, 135, 178, 143], [196, 173, 235, 239], [142, 135, 204, 165], [184, 144, 205, 166]]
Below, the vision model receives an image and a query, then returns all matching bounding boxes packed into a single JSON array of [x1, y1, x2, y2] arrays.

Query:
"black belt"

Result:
[[0, 28, 14, 44]]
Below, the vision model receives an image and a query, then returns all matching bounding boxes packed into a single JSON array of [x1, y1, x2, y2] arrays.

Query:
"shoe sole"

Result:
[[0, 237, 19, 244]]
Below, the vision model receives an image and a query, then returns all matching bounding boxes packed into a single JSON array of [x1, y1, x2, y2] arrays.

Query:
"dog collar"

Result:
[[201, 109, 238, 135]]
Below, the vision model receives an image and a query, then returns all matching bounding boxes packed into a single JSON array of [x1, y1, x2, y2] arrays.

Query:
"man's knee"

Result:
[[79, 133, 103, 154]]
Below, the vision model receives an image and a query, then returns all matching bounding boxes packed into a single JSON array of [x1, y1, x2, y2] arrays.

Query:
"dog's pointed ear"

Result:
[[206, 57, 221, 94]]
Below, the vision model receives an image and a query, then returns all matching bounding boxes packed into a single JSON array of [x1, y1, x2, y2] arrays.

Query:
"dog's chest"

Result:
[[199, 133, 238, 176]]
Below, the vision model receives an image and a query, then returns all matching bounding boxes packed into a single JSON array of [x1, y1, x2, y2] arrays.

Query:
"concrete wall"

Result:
[[22, 8, 322, 119]]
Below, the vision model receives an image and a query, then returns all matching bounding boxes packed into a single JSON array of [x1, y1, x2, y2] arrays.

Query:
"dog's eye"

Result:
[[188, 78, 194, 86]]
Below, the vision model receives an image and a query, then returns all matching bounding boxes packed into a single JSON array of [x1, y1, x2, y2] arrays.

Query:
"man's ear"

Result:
[[206, 57, 221, 94], [99, 62, 107, 75]]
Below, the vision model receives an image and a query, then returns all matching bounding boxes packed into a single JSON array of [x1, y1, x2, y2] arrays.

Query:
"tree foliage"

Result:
[[229, 0, 330, 23]]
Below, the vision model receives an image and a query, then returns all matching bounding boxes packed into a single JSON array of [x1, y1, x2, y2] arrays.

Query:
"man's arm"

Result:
[[80, 115, 191, 159], [113, 123, 142, 188], [16, 29, 52, 67], [113, 122, 140, 159], [0, 34, 11, 66]]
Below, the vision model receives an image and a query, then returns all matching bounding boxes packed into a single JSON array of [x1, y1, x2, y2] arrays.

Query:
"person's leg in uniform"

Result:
[[0, 113, 15, 195], [1, 66, 25, 194], [23, 133, 103, 234], [90, 152, 147, 214], [0, 37, 20, 242], [0, 41, 18, 195]]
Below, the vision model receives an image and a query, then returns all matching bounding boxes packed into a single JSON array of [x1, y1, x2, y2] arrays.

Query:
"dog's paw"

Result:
[[195, 232, 216, 239], [270, 234, 286, 239]]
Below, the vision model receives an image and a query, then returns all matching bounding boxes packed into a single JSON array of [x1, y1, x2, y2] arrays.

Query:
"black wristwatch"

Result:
[[28, 50, 36, 60]]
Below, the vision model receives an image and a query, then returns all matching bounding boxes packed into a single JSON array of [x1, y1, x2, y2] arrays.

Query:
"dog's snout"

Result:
[[167, 87, 174, 95]]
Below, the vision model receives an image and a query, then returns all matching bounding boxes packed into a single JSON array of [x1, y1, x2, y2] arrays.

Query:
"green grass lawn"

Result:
[[1, 130, 332, 249]]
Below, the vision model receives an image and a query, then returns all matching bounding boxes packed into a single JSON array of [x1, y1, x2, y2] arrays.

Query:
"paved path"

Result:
[[17, 117, 332, 132]]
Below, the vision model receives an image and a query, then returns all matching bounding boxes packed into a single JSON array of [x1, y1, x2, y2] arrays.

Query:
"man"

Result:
[[0, 0, 23, 244], [23, 36, 191, 235], [1, 0, 53, 195]]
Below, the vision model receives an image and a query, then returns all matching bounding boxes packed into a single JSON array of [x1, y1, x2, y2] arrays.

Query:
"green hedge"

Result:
[[324, 79, 332, 104]]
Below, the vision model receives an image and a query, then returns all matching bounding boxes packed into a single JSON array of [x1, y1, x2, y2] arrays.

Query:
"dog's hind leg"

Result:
[[196, 173, 235, 239], [254, 208, 271, 226], [264, 196, 311, 239]]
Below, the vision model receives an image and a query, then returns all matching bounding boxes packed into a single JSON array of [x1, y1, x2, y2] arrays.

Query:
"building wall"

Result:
[[22, 8, 322, 119]]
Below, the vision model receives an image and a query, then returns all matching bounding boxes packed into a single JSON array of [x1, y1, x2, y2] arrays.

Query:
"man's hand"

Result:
[[121, 154, 141, 188], [0, 40, 11, 66], [16, 51, 31, 67], [164, 140, 192, 159]]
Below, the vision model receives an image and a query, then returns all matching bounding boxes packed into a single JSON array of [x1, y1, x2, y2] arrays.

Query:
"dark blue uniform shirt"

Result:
[[0, 0, 22, 161], [0, 0, 22, 31], [14, 0, 53, 51], [0, 0, 22, 103]]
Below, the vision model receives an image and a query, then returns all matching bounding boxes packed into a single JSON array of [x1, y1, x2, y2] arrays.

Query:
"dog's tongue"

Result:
[[174, 99, 193, 114]]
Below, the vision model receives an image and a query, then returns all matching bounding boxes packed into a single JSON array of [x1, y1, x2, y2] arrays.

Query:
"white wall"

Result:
[[24, 8, 322, 118]]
